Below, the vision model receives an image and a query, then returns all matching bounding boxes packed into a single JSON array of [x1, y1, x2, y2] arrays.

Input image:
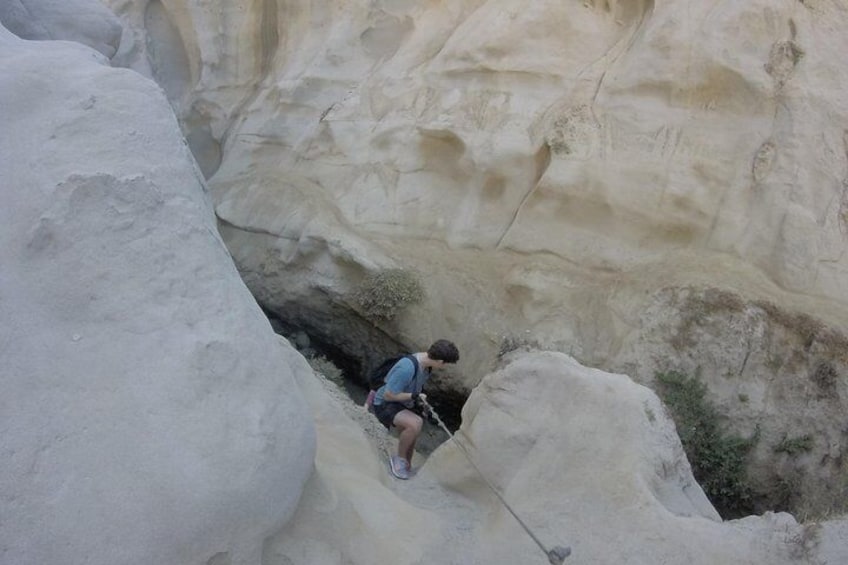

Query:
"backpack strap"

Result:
[[406, 353, 420, 374], [406, 354, 430, 393]]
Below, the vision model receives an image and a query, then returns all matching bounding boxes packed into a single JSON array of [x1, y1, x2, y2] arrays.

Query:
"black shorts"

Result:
[[373, 402, 409, 429]]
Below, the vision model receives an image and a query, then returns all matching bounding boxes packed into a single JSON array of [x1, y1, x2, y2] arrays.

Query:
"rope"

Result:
[[421, 399, 571, 564]]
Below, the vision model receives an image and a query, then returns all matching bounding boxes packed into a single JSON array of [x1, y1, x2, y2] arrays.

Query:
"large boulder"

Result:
[[0, 0, 122, 58], [427, 351, 826, 564], [270, 349, 848, 564], [0, 24, 314, 565]]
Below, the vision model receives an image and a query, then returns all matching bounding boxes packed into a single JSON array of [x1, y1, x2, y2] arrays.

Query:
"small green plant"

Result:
[[810, 361, 838, 398], [354, 268, 425, 321], [644, 404, 656, 423], [766, 355, 784, 372], [308, 355, 344, 387], [738, 393, 749, 403], [498, 334, 541, 357], [655, 370, 758, 518], [775, 434, 814, 456]]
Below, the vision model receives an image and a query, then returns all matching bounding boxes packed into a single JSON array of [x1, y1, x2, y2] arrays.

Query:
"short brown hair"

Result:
[[428, 339, 459, 363]]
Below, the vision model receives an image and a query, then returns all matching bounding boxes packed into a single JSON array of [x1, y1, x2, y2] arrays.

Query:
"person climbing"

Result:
[[372, 339, 460, 479]]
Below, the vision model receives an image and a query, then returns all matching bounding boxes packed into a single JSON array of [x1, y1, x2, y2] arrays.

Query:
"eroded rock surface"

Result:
[[0, 0, 122, 57], [0, 24, 314, 565], [104, 0, 848, 359], [288, 350, 847, 565], [102, 0, 848, 516], [5, 1, 846, 557]]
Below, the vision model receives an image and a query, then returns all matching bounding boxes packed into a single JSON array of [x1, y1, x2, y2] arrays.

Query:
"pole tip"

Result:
[[548, 545, 571, 564]]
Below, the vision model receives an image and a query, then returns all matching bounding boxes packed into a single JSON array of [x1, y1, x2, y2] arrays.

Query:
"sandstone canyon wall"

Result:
[[102, 0, 848, 516], [3, 3, 848, 563]]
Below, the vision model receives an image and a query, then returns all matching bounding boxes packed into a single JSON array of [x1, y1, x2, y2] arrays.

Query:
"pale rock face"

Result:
[[105, 0, 848, 515], [426, 351, 806, 564], [0, 25, 315, 565], [104, 0, 281, 178], [279, 350, 845, 565], [0, 0, 123, 58], [106, 0, 848, 363]]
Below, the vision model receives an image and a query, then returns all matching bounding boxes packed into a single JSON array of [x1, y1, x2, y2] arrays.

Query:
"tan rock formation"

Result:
[[103, 0, 848, 515], [284, 348, 848, 565], [101, 0, 848, 516], [4, 1, 848, 561], [0, 23, 314, 565]]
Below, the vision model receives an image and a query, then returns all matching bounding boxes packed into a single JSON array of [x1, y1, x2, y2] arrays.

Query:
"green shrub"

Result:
[[775, 434, 814, 456], [655, 370, 758, 518], [354, 268, 424, 321], [810, 361, 838, 398], [498, 334, 541, 357]]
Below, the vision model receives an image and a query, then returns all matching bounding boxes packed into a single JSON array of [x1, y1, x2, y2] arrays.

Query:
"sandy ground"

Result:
[[309, 373, 535, 565], [320, 372, 455, 460]]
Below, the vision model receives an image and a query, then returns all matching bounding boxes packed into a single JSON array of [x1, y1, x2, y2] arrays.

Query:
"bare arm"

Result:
[[383, 390, 426, 403]]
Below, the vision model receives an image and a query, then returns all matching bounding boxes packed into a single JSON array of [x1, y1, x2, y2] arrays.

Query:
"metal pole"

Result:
[[421, 399, 571, 564]]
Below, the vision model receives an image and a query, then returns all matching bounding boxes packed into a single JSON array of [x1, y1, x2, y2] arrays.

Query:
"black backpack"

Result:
[[368, 354, 419, 391]]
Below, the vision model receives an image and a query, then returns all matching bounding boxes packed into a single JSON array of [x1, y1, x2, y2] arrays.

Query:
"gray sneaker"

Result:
[[390, 456, 410, 480]]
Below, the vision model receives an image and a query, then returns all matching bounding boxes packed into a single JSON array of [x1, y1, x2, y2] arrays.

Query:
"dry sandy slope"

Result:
[[266, 341, 485, 565]]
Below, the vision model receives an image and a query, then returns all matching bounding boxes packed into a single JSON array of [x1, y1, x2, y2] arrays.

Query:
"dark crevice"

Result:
[[263, 307, 467, 432]]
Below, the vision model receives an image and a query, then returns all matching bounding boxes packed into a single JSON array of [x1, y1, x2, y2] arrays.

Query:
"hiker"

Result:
[[372, 339, 459, 479]]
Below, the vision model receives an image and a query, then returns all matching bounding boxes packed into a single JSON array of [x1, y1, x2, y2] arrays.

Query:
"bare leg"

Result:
[[393, 409, 423, 466]]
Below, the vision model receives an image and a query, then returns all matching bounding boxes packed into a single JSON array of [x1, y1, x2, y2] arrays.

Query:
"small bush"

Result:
[[354, 268, 425, 321], [498, 334, 541, 357], [810, 361, 838, 398], [655, 370, 758, 518], [775, 434, 815, 456]]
